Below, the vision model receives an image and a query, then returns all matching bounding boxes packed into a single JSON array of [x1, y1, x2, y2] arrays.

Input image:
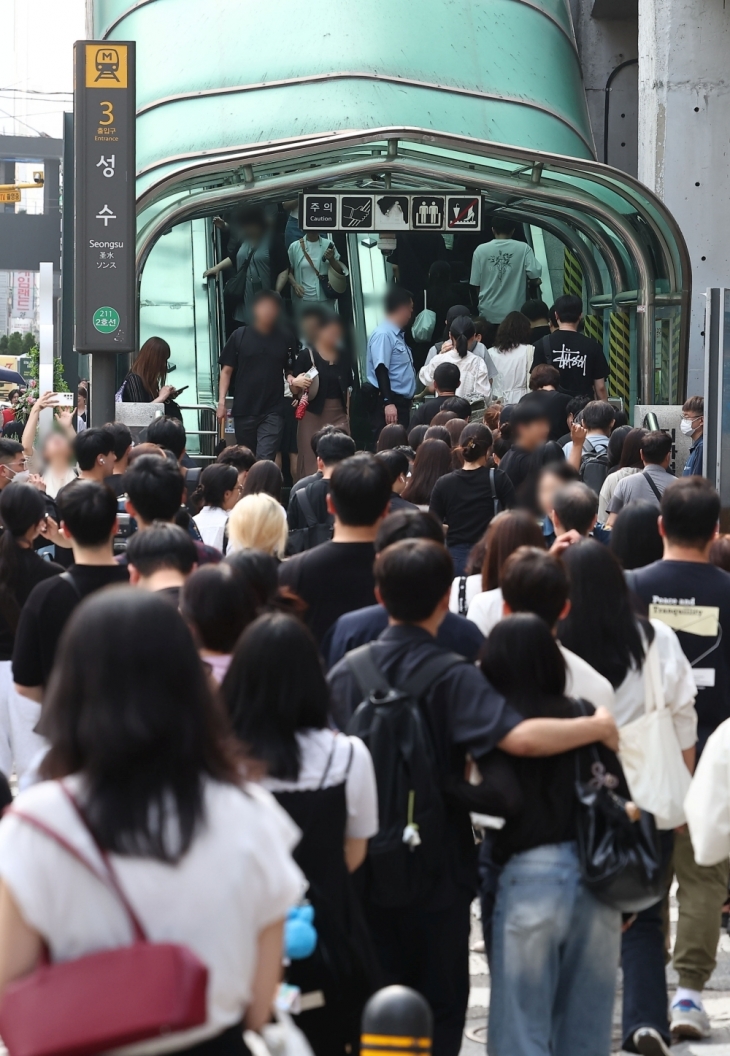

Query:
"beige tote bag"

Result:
[[618, 637, 691, 830]]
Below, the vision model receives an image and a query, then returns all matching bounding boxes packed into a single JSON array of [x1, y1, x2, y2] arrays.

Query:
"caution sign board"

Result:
[[301, 192, 484, 232], [73, 40, 136, 353]]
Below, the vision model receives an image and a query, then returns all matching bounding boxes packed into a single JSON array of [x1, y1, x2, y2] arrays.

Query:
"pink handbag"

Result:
[[0, 785, 208, 1056]]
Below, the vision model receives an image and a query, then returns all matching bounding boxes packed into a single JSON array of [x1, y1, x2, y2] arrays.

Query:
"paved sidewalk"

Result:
[[460, 893, 730, 1055]]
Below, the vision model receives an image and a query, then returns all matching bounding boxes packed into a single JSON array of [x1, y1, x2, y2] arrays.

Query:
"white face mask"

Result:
[[680, 417, 699, 436]]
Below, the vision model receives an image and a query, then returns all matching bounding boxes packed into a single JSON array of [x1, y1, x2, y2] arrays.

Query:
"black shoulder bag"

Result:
[[223, 245, 256, 305], [572, 699, 663, 913]]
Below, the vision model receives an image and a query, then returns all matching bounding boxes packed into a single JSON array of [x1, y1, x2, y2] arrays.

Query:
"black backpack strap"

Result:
[[400, 651, 466, 702], [296, 487, 318, 529], [345, 643, 392, 699], [642, 470, 663, 502], [489, 466, 499, 519], [458, 575, 467, 616]]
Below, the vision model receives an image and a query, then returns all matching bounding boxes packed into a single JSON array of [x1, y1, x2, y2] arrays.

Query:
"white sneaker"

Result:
[[633, 1027, 672, 1056], [670, 998, 711, 1039]]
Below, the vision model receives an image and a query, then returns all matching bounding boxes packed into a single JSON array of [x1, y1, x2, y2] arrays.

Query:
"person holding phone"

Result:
[[120, 336, 183, 411]]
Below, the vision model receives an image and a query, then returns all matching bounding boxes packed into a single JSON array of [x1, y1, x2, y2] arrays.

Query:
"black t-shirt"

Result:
[[219, 325, 295, 417], [107, 474, 127, 497], [519, 388, 572, 443], [629, 560, 730, 751], [408, 395, 450, 428], [429, 466, 515, 547], [278, 541, 376, 643], [485, 701, 629, 864], [529, 324, 551, 343], [498, 441, 565, 510], [0, 550, 64, 662], [531, 331, 609, 397], [12, 564, 130, 688]]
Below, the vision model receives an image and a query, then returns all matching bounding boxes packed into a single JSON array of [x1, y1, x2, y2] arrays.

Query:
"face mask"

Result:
[[9, 470, 31, 484], [680, 418, 698, 436]]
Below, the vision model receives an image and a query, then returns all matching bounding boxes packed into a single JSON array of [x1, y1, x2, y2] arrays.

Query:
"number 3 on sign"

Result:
[[99, 101, 114, 125]]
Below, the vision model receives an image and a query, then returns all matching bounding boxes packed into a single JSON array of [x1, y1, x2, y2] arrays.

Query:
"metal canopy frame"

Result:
[[134, 126, 691, 404]]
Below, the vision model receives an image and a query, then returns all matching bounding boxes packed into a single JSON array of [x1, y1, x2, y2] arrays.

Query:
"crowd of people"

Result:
[[0, 219, 720, 1056]]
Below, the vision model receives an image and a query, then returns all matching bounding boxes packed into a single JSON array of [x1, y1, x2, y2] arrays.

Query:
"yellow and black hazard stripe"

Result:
[[609, 311, 631, 407], [361, 1035, 432, 1056]]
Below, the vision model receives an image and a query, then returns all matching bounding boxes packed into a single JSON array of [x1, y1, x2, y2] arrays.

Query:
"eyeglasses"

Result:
[[680, 414, 702, 422]]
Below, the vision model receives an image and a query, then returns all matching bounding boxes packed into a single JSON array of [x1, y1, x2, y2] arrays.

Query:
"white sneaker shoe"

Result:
[[670, 998, 711, 1039], [633, 1027, 672, 1056]]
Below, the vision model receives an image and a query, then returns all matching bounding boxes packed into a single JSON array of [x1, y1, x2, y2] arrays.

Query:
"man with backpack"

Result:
[[328, 538, 619, 1056], [606, 430, 674, 525], [286, 432, 356, 552], [563, 400, 615, 494]]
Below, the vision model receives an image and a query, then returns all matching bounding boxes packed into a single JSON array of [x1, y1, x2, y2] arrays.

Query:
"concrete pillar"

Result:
[[638, 0, 730, 394], [38, 262, 54, 442]]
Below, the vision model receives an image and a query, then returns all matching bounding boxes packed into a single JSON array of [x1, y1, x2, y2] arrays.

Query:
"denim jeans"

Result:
[[447, 543, 472, 577], [488, 842, 621, 1056]]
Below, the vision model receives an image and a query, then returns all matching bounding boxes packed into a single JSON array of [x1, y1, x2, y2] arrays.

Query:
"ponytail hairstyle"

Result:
[[192, 463, 238, 515], [0, 484, 47, 622], [449, 315, 475, 359], [461, 424, 493, 464]]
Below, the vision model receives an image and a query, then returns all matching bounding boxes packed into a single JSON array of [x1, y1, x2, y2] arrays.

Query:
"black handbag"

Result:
[[223, 245, 256, 304], [574, 741, 663, 914]]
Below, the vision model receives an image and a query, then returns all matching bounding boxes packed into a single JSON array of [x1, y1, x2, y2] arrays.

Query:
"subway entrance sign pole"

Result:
[[73, 40, 136, 425]]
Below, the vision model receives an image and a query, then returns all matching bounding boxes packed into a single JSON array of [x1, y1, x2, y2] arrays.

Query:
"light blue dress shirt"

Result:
[[366, 320, 416, 399]]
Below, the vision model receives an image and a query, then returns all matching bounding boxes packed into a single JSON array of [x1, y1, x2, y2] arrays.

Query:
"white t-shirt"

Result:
[[597, 466, 639, 523], [611, 620, 697, 749], [685, 717, 730, 866], [449, 573, 482, 615], [560, 644, 615, 711], [193, 506, 229, 552], [287, 238, 345, 302], [424, 339, 492, 370], [42, 466, 78, 499], [0, 777, 305, 1055], [487, 344, 534, 405], [261, 729, 378, 840], [466, 588, 504, 636], [419, 348, 491, 402]]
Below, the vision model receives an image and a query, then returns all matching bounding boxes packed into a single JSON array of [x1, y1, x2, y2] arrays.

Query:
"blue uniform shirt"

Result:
[[366, 319, 416, 399], [683, 436, 704, 477]]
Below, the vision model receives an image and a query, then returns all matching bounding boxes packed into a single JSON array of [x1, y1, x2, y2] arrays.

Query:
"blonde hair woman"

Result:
[[227, 492, 287, 559]]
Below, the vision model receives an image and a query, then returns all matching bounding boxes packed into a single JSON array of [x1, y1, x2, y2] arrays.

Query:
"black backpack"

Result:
[[345, 644, 465, 908], [579, 439, 611, 494], [286, 487, 334, 555]]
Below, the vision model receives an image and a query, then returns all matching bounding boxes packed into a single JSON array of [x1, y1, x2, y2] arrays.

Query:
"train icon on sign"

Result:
[[94, 49, 121, 83]]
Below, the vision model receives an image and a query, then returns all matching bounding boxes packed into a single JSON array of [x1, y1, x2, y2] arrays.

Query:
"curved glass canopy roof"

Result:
[[93, 0, 691, 409]]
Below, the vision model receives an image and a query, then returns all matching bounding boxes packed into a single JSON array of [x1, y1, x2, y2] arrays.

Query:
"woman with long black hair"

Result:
[[480, 613, 624, 1056], [0, 484, 62, 780], [120, 336, 176, 405], [221, 611, 379, 1056], [558, 540, 697, 1055], [0, 589, 304, 1054], [419, 316, 491, 402], [400, 437, 452, 509]]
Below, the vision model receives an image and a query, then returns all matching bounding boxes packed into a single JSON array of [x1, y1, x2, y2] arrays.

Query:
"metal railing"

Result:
[[178, 403, 219, 462]]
